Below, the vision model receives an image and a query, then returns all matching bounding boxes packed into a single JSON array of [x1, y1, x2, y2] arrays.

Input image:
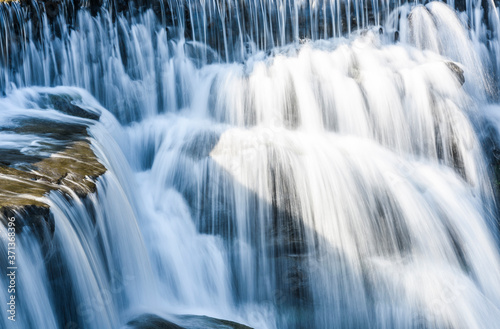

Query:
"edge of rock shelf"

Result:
[[0, 140, 106, 229], [0, 94, 106, 236]]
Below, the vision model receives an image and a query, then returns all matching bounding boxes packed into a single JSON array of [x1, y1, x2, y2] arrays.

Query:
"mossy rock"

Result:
[[0, 93, 106, 230], [0, 145, 105, 237], [0, 140, 105, 207]]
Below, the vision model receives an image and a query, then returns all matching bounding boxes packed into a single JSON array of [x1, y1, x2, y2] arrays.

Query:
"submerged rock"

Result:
[[446, 61, 465, 86], [127, 313, 253, 329], [127, 314, 184, 329]]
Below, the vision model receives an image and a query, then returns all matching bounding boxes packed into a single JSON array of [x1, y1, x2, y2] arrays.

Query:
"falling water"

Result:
[[1, 0, 500, 328]]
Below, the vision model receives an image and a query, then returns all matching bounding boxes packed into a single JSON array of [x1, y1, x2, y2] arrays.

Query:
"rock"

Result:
[[42, 93, 101, 120], [44, 0, 61, 19], [127, 313, 253, 329], [89, 0, 103, 16], [454, 0, 467, 12], [446, 61, 465, 86], [10, 118, 88, 144], [1, 204, 53, 239], [0, 140, 106, 229], [127, 314, 184, 329], [0, 93, 106, 234], [480, 124, 500, 227], [176, 315, 254, 329]]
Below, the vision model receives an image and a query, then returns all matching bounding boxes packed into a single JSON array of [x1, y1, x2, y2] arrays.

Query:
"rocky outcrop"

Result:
[[0, 141, 105, 236], [0, 93, 106, 234], [0, 140, 105, 204]]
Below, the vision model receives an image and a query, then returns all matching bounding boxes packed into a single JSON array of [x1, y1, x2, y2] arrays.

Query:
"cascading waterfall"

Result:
[[2, 0, 500, 328]]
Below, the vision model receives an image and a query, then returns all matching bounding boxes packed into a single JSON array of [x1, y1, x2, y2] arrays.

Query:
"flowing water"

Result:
[[2, 0, 500, 328]]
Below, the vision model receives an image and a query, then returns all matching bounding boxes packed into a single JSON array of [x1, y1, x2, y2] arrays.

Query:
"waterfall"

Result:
[[2, 0, 500, 328]]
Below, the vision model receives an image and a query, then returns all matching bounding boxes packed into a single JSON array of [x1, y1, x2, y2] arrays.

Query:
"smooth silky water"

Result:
[[1, 0, 500, 328]]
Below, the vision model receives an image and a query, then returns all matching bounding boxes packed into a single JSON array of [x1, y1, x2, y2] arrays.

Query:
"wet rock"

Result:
[[42, 93, 101, 120], [44, 0, 61, 19], [89, 0, 102, 16], [127, 313, 253, 329], [273, 254, 312, 305], [0, 204, 54, 238], [113, 0, 128, 13], [456, 0, 467, 11], [446, 61, 465, 86], [181, 130, 221, 161], [480, 124, 500, 225], [0, 95, 106, 233], [0, 138, 106, 198], [128, 314, 184, 329], [0, 140, 106, 221], [13, 118, 87, 141]]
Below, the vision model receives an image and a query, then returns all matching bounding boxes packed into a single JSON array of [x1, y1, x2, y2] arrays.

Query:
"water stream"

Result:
[[1, 0, 500, 328]]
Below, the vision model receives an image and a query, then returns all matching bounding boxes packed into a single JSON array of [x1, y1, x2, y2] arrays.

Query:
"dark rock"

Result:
[[453, 0, 467, 12], [11, 118, 88, 141], [44, 0, 60, 19], [0, 148, 46, 167], [128, 314, 184, 329], [446, 61, 465, 86], [89, 0, 102, 16], [42, 93, 101, 120], [0, 204, 53, 237], [181, 130, 220, 161], [176, 315, 253, 329], [127, 313, 253, 329], [114, 0, 128, 13], [480, 123, 500, 228]]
